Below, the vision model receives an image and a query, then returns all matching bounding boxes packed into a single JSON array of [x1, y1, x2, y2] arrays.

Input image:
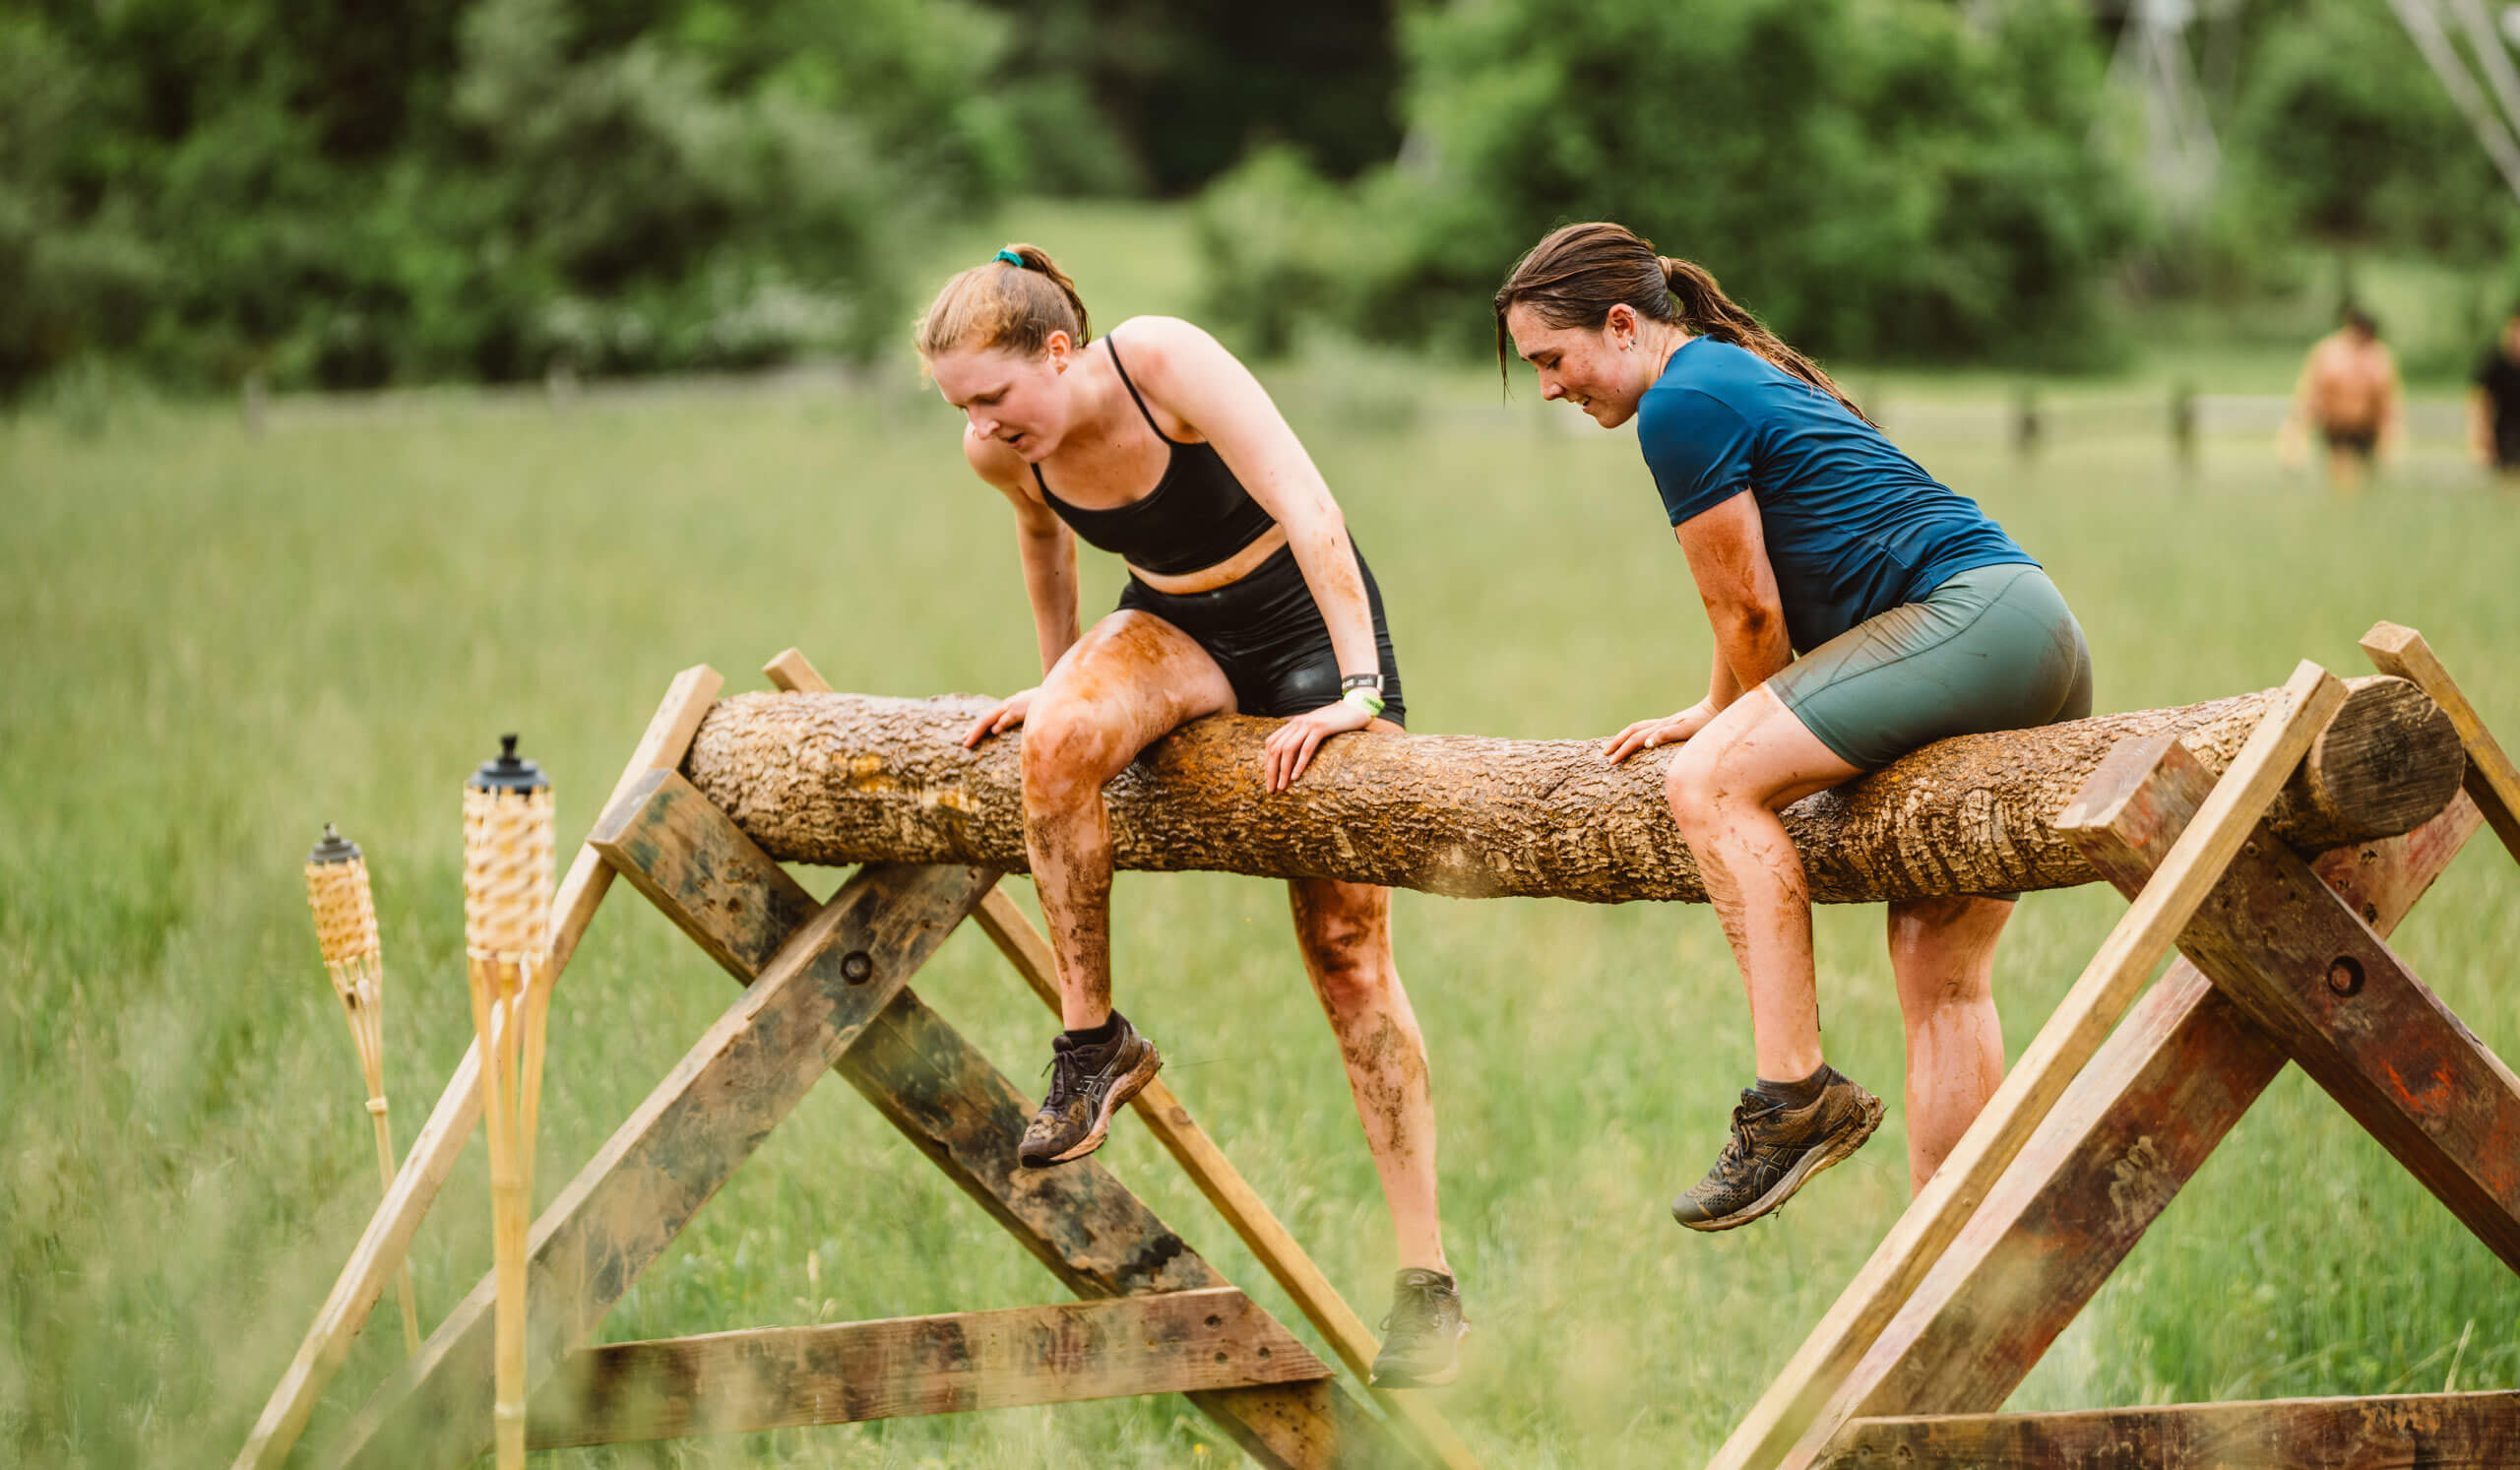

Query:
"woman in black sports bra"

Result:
[[914, 244, 1465, 1387]]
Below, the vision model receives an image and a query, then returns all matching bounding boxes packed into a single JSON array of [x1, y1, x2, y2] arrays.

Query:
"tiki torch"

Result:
[[462, 735, 554, 1470], [303, 824, 424, 1356]]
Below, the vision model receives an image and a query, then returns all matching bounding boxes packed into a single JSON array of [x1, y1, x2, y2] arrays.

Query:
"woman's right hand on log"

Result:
[[1604, 700, 1716, 764], [962, 688, 1039, 748]]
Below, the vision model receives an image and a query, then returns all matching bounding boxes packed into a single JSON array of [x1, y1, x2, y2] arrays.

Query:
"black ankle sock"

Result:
[[1754, 1064, 1834, 1107], [1063, 1015, 1121, 1048]]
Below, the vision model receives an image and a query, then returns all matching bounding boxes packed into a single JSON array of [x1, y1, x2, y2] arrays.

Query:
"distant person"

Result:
[[912, 244, 1465, 1386], [1493, 223, 2092, 1231], [2468, 305, 2520, 480], [2281, 306, 2402, 492]]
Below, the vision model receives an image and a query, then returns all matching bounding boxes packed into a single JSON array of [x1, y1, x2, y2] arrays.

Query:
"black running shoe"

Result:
[[1017, 1013, 1163, 1168], [1369, 1268, 1467, 1388], [1670, 1068, 1884, 1232]]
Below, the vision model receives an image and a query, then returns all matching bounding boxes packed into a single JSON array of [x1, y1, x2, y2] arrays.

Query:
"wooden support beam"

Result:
[[323, 836, 996, 1468], [2067, 734, 2520, 1271], [532, 1288, 1326, 1447], [588, 770, 1400, 1467], [1709, 662, 2346, 1470], [1818, 1390, 2520, 1468], [2362, 621, 2520, 864], [686, 674, 2458, 905], [1778, 798, 2483, 1466], [233, 664, 724, 1470], [766, 645, 1480, 1470]]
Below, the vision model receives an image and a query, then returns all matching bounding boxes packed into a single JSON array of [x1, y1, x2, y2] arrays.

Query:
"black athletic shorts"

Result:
[[1116, 539, 1406, 726]]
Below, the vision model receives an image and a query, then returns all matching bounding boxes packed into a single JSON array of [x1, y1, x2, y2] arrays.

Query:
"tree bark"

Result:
[[679, 676, 2459, 905]]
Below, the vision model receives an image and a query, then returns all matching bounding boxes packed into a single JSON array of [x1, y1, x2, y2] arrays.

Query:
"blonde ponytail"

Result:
[[914, 242, 1093, 363]]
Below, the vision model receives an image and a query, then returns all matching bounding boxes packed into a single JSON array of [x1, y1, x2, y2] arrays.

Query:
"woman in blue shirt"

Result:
[[1495, 223, 2091, 1232]]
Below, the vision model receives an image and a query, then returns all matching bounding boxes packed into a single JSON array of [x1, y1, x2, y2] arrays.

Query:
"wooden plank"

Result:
[[324, 846, 996, 1468], [2362, 621, 2520, 864], [602, 771, 1401, 1468], [2068, 735, 2520, 1271], [1818, 1390, 2520, 1468], [1708, 662, 2347, 1470], [1780, 799, 2483, 1465], [233, 664, 723, 1470], [533, 1288, 1326, 1447], [770, 646, 1477, 1470], [761, 646, 823, 694]]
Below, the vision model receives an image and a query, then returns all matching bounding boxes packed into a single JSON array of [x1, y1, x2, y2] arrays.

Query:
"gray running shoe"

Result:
[[1671, 1068, 1884, 1232], [1369, 1268, 1467, 1388], [1018, 1013, 1163, 1168]]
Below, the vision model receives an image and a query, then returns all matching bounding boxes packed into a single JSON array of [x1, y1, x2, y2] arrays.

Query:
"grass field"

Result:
[[5, 342, 2518, 1468]]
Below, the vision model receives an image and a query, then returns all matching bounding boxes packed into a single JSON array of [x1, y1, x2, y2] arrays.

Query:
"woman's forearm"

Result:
[[1017, 525, 1083, 675], [1707, 651, 1744, 710], [1283, 511, 1381, 681]]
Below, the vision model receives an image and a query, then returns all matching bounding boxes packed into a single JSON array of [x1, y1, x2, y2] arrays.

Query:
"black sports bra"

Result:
[[1031, 334, 1279, 576]]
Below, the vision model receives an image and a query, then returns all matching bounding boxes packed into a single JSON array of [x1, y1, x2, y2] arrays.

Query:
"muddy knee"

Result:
[[1888, 895, 2010, 1012], [1667, 744, 1754, 839], [1020, 700, 1131, 804]]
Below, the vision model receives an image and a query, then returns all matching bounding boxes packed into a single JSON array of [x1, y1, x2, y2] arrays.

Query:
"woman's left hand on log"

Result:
[[1260, 698, 1374, 792], [960, 687, 1039, 748], [1604, 700, 1715, 765]]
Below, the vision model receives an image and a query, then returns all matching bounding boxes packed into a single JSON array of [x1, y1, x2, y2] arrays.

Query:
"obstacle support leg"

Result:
[[1748, 627, 2520, 1469], [1707, 661, 2348, 1470], [324, 767, 1410, 1468]]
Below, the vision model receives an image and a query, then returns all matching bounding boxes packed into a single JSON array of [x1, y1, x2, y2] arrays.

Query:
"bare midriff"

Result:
[[1126, 521, 1290, 595]]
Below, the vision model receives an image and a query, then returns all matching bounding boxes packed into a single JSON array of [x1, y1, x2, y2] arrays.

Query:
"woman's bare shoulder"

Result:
[[1104, 315, 1228, 374]]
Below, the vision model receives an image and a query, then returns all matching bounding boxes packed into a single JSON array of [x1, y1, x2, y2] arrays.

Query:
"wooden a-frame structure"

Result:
[[1712, 624, 2520, 1469], [236, 620, 2512, 1468], [241, 647, 1476, 1470]]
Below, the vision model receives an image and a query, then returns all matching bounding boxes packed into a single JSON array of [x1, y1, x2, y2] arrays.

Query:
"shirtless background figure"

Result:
[[2281, 306, 2402, 492]]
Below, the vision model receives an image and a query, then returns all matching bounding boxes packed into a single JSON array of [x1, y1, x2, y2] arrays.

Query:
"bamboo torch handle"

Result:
[[363, 1099, 423, 1356]]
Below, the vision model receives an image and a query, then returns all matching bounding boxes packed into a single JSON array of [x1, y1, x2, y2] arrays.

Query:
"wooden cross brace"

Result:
[[316, 766, 1413, 1469], [1731, 628, 2520, 1470]]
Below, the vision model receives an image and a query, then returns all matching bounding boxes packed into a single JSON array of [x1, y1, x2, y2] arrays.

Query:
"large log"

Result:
[[682, 675, 2460, 904]]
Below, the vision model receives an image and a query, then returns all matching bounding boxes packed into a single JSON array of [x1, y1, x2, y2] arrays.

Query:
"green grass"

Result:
[[3, 364, 2517, 1469]]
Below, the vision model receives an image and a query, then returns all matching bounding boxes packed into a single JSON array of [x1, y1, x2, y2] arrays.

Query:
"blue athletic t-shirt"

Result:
[[1637, 339, 2033, 653]]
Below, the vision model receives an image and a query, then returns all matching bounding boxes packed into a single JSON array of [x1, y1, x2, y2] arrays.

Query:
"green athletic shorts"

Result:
[[1770, 562, 2092, 773]]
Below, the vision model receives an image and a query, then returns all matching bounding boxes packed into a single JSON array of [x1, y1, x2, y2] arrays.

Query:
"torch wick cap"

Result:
[[470, 733, 548, 795], [308, 822, 362, 865]]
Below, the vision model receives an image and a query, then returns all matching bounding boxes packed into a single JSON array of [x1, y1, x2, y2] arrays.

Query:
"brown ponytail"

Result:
[[1494, 222, 1871, 426], [914, 242, 1093, 363]]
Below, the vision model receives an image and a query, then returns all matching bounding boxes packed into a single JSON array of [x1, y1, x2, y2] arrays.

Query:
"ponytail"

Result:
[[1494, 223, 1871, 426], [914, 242, 1093, 363]]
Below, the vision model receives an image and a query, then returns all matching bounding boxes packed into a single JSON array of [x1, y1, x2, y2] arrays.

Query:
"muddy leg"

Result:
[[1288, 871, 1448, 1273], [1020, 611, 1234, 1029], [1888, 893, 2012, 1192]]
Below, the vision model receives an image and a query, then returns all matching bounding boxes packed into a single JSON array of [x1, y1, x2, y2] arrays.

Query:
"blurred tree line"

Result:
[[1198, 0, 2520, 369], [4, 0, 2514, 397], [0, 0, 1398, 396]]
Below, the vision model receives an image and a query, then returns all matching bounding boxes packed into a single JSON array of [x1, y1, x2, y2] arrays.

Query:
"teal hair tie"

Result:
[[993, 248, 1024, 267]]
